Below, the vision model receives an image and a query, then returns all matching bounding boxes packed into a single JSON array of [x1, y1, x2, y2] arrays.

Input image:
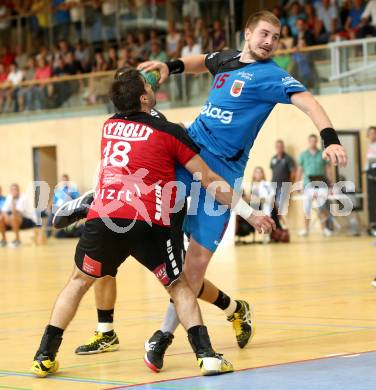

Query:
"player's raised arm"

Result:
[[137, 55, 208, 84], [290, 91, 348, 167], [184, 155, 276, 234]]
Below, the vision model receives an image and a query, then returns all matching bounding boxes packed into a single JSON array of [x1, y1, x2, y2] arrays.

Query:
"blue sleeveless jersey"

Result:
[[187, 50, 306, 170]]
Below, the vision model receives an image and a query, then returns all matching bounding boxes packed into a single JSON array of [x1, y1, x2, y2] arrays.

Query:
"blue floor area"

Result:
[[115, 352, 375, 390]]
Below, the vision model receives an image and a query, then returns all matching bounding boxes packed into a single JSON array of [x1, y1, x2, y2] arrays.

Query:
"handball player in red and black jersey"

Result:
[[31, 68, 275, 377]]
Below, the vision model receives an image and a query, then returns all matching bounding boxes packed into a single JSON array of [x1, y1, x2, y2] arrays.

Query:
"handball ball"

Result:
[[141, 70, 161, 91]]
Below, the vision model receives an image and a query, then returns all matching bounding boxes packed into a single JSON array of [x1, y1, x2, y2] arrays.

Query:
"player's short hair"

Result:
[[110, 68, 146, 113], [245, 10, 281, 31]]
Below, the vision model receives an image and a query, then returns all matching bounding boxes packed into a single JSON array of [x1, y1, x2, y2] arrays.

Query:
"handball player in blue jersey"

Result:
[[71, 10, 347, 370]]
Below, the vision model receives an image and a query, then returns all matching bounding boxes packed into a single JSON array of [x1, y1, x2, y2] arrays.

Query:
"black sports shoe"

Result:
[[144, 330, 174, 372], [52, 190, 94, 229]]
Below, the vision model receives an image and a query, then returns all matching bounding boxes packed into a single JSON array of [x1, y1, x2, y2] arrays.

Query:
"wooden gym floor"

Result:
[[0, 233, 375, 389]]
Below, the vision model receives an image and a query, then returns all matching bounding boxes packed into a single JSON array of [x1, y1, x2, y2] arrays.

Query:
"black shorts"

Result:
[[5, 213, 35, 230], [75, 218, 184, 287]]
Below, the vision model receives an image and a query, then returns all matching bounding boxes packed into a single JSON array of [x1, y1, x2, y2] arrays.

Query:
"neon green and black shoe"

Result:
[[197, 352, 234, 376], [31, 355, 59, 378], [227, 300, 253, 348], [75, 331, 119, 355]]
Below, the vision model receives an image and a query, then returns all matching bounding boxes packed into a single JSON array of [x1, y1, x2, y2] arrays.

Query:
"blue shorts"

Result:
[[176, 147, 244, 253]]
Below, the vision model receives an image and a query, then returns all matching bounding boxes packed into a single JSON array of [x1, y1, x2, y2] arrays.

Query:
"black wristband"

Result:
[[320, 127, 341, 148], [166, 59, 185, 75]]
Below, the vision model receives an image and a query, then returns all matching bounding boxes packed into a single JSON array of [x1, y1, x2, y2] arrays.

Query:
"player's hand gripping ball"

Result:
[[140, 70, 161, 91]]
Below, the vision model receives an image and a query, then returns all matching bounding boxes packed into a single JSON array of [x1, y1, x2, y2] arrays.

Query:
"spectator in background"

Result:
[[83, 0, 102, 43], [304, 3, 323, 42], [287, 1, 305, 38], [6, 62, 24, 112], [53, 0, 70, 43], [31, 0, 50, 46], [106, 46, 118, 70], [291, 38, 318, 92], [74, 40, 92, 72], [0, 2, 11, 49], [366, 126, 376, 168], [195, 18, 211, 53], [315, 0, 339, 42], [272, 5, 287, 26], [212, 20, 226, 51], [66, 0, 83, 42], [181, 34, 202, 57], [270, 139, 296, 214], [297, 134, 333, 237], [0, 183, 37, 248], [0, 186, 5, 209], [28, 56, 52, 111], [343, 0, 365, 40], [166, 21, 182, 59], [293, 18, 316, 46], [1, 46, 16, 69], [135, 31, 149, 61], [149, 41, 168, 62], [280, 24, 294, 49], [273, 41, 292, 71], [14, 44, 28, 71], [117, 47, 137, 68], [358, 0, 376, 38], [0, 63, 9, 113], [18, 57, 36, 112], [101, 0, 117, 42], [47, 174, 80, 236], [250, 166, 276, 218]]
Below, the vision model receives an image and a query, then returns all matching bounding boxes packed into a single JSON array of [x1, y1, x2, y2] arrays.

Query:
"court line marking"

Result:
[[103, 349, 376, 389], [0, 370, 133, 386], [0, 385, 32, 390]]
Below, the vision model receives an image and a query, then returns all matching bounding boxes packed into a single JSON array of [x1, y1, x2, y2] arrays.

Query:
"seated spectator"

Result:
[[149, 41, 168, 62], [273, 41, 293, 71], [6, 62, 24, 112], [293, 18, 316, 47], [17, 57, 36, 112], [0, 186, 5, 209], [287, 1, 305, 38], [250, 167, 276, 217], [106, 46, 118, 70], [291, 38, 319, 92], [280, 24, 294, 49], [315, 0, 340, 43], [117, 47, 137, 68], [344, 0, 365, 40], [304, 3, 323, 42], [135, 31, 149, 61], [194, 18, 211, 53], [181, 34, 202, 57], [0, 63, 9, 113], [27, 56, 52, 111], [0, 183, 37, 248], [87, 51, 110, 105], [358, 0, 376, 38], [212, 20, 226, 51], [166, 20, 182, 59], [52, 174, 80, 210], [74, 40, 93, 73]]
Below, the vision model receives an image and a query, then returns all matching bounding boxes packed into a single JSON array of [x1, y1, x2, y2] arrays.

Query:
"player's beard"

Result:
[[246, 41, 272, 62]]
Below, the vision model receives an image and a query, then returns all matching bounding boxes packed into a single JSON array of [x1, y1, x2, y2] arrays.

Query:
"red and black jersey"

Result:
[[87, 112, 199, 226]]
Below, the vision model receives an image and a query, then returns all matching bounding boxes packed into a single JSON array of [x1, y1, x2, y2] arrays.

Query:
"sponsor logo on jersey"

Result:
[[200, 102, 233, 124], [230, 80, 245, 97], [281, 76, 303, 88], [103, 120, 154, 141], [236, 71, 253, 81], [153, 263, 170, 286]]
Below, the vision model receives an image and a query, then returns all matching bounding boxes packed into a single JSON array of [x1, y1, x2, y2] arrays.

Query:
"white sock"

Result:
[[224, 299, 238, 317], [96, 322, 113, 333], [160, 301, 180, 334]]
